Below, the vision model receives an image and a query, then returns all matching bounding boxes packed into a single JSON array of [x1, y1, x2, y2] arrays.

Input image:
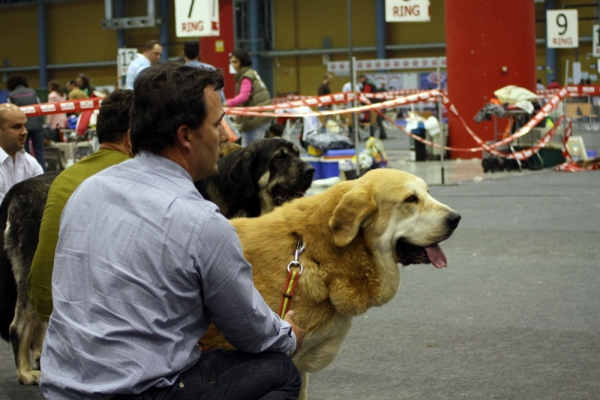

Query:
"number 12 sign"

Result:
[[547, 9, 578, 48]]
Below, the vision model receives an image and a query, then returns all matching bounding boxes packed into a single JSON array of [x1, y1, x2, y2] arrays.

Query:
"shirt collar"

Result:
[[0, 147, 25, 164], [137, 151, 193, 182]]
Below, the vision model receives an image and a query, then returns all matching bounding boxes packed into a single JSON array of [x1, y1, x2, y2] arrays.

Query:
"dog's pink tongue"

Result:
[[425, 244, 447, 268]]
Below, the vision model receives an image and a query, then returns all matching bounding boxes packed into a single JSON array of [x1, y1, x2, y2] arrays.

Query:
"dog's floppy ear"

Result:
[[228, 149, 256, 198], [329, 187, 376, 247]]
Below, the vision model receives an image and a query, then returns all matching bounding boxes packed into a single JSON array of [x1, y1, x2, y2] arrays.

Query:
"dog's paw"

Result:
[[18, 370, 41, 385]]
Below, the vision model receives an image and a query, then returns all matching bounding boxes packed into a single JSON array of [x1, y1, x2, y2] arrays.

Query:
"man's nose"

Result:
[[218, 124, 229, 143]]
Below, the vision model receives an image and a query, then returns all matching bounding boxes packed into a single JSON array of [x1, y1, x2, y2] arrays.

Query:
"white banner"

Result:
[[385, 0, 430, 22], [327, 57, 446, 74], [175, 0, 220, 37]]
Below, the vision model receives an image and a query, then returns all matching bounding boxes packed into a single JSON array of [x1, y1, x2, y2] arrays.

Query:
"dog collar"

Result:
[[278, 238, 305, 318]]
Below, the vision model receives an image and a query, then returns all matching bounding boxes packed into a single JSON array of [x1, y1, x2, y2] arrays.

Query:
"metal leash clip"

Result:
[[287, 238, 305, 274]]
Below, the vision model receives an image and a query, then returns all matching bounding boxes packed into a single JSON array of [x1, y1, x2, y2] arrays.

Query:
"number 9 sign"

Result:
[[546, 9, 578, 49]]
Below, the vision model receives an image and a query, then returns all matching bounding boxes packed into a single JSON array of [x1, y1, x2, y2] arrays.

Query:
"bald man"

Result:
[[0, 103, 43, 202]]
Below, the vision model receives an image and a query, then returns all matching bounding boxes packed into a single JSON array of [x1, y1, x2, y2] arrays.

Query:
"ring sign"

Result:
[[594, 24, 600, 57], [546, 9, 578, 48], [385, 0, 430, 22], [175, 0, 220, 37]]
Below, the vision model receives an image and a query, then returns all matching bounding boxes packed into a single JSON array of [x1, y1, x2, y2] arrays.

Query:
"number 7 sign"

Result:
[[175, 0, 220, 37], [546, 10, 578, 48]]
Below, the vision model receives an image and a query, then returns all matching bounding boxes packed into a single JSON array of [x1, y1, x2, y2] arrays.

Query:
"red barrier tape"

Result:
[[553, 121, 599, 171], [19, 98, 103, 118], [227, 88, 570, 159], [20, 87, 574, 159]]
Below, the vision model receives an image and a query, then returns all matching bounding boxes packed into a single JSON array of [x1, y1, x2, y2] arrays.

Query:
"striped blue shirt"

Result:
[[40, 151, 295, 399]]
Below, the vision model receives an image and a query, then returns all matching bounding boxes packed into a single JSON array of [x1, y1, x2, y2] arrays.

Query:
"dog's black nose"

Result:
[[446, 212, 461, 230], [303, 164, 315, 178]]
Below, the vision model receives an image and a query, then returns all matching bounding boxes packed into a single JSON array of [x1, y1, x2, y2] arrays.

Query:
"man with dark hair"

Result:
[[40, 65, 304, 400], [317, 73, 333, 97], [65, 79, 87, 100], [6, 75, 46, 170], [317, 74, 334, 131], [267, 122, 284, 138], [125, 39, 163, 89], [183, 39, 226, 103], [0, 103, 44, 201], [28, 89, 134, 322], [183, 39, 216, 71]]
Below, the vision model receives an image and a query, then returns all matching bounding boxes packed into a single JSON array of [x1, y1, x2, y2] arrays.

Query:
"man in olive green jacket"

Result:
[[28, 89, 134, 322]]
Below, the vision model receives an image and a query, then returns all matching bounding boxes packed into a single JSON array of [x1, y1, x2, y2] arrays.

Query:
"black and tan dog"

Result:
[[0, 172, 58, 384], [196, 138, 315, 218]]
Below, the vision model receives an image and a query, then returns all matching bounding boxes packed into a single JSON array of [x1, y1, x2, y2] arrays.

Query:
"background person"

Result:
[[28, 89, 134, 322], [317, 73, 333, 97], [76, 73, 96, 97], [225, 48, 274, 147], [266, 122, 284, 138], [536, 79, 545, 91], [65, 79, 87, 100], [125, 39, 163, 89], [183, 39, 226, 103], [547, 78, 561, 89], [183, 39, 216, 70], [0, 103, 44, 202], [40, 65, 304, 400], [317, 74, 333, 131], [45, 80, 68, 133], [6, 75, 46, 170], [357, 74, 387, 140]]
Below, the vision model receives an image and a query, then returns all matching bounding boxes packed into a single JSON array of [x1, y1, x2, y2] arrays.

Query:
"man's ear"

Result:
[[176, 125, 192, 151]]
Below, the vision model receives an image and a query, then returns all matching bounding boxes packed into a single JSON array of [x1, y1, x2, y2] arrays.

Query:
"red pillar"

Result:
[[199, 0, 236, 98], [445, 1, 536, 159]]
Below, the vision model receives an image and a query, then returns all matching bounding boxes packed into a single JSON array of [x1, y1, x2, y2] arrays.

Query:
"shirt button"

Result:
[[179, 382, 184, 388]]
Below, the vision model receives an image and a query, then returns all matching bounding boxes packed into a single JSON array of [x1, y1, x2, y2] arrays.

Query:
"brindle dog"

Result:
[[196, 138, 315, 218]]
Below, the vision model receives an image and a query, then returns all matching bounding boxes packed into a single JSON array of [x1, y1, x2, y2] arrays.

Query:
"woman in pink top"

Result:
[[226, 49, 274, 147], [46, 80, 67, 131]]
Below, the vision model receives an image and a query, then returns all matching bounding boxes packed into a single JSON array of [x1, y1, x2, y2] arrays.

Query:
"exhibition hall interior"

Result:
[[0, 1, 599, 400]]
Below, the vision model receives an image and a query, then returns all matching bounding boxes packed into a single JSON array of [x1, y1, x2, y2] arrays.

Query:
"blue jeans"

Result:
[[122, 350, 301, 400], [242, 122, 271, 147]]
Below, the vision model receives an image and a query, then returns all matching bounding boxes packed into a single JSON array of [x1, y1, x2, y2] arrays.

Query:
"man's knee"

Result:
[[266, 352, 302, 392]]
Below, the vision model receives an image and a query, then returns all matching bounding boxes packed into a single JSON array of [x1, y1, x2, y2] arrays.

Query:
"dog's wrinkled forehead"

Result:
[[265, 139, 300, 159], [362, 169, 429, 197]]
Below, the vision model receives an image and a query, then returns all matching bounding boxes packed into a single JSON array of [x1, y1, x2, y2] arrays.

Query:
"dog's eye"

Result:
[[405, 195, 418, 203], [276, 152, 287, 159]]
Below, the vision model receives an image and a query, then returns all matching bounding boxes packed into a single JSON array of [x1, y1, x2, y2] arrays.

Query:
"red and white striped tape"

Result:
[[19, 97, 103, 118], [553, 120, 599, 172], [19, 87, 575, 159], [228, 88, 571, 158]]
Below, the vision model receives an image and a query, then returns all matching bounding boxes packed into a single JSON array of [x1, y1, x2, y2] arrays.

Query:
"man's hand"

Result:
[[284, 310, 305, 358]]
